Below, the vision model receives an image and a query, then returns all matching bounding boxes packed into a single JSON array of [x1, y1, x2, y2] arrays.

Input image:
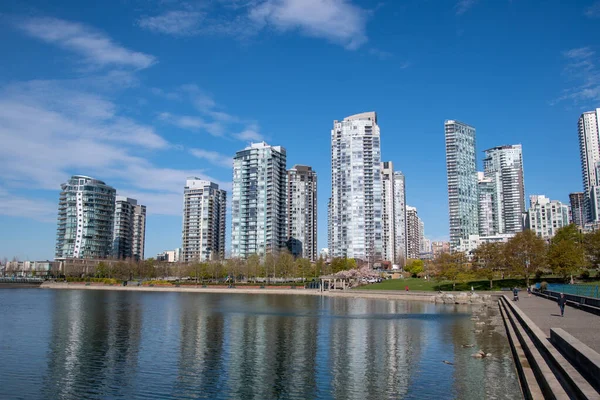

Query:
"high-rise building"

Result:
[[445, 120, 478, 249], [432, 241, 450, 258], [329, 112, 383, 261], [113, 196, 146, 260], [525, 195, 569, 240], [569, 192, 585, 228], [56, 175, 116, 260], [287, 165, 317, 261], [231, 142, 287, 258], [483, 145, 525, 234], [393, 172, 407, 264], [477, 172, 496, 236], [182, 178, 227, 262], [406, 206, 421, 260], [381, 162, 396, 262], [578, 109, 600, 222]]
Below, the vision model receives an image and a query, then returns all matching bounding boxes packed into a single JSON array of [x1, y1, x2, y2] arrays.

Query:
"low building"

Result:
[[456, 234, 515, 256], [5, 260, 62, 276], [156, 248, 182, 263], [525, 195, 569, 240], [431, 241, 450, 258]]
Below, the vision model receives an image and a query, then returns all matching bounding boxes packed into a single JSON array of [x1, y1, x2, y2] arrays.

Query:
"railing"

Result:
[[0, 277, 45, 283], [546, 284, 600, 299]]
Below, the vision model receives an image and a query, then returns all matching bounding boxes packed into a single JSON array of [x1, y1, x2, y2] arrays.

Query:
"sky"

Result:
[[1, 0, 600, 261]]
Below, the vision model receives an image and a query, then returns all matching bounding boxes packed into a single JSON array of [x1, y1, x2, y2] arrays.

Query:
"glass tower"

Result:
[[56, 175, 116, 259], [445, 120, 478, 250], [113, 196, 146, 261]]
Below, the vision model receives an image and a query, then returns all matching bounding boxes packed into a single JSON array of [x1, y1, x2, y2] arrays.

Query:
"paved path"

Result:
[[511, 294, 600, 353]]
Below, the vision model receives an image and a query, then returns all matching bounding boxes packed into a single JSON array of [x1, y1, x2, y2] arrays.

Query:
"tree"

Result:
[[584, 229, 600, 269], [277, 251, 294, 279], [505, 230, 546, 287], [472, 242, 505, 289], [314, 256, 325, 278], [548, 224, 585, 283], [404, 259, 424, 276], [435, 252, 468, 290], [247, 254, 261, 283]]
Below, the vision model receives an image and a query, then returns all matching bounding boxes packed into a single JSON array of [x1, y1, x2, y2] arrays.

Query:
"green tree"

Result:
[[247, 254, 261, 283], [584, 229, 600, 269], [435, 252, 467, 291], [548, 224, 585, 283], [505, 230, 546, 287], [314, 256, 325, 278], [277, 251, 294, 279], [404, 259, 424, 276], [96, 262, 108, 278], [472, 242, 505, 289]]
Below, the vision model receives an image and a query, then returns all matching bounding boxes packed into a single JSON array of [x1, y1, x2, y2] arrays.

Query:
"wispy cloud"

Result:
[[0, 79, 229, 218], [455, 0, 478, 15], [137, 0, 370, 50], [18, 17, 156, 69], [553, 46, 600, 105], [159, 112, 226, 136], [137, 11, 204, 36], [0, 189, 56, 222], [234, 125, 265, 142], [369, 48, 393, 60], [189, 148, 233, 168], [585, 1, 600, 18]]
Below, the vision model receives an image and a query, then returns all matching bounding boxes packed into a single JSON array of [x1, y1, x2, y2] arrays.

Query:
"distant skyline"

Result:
[[1, 0, 600, 260]]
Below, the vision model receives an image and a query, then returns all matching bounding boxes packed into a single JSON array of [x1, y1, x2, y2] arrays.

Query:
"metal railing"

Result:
[[546, 284, 600, 299]]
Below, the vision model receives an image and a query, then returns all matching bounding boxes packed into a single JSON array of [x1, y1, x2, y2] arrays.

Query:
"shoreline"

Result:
[[39, 282, 497, 304]]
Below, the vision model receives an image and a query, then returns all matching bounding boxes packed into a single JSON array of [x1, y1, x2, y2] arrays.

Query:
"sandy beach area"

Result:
[[40, 281, 446, 302]]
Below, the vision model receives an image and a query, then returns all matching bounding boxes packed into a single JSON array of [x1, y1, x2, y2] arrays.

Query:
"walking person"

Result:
[[513, 287, 519, 301], [527, 286, 532, 298], [558, 293, 567, 317]]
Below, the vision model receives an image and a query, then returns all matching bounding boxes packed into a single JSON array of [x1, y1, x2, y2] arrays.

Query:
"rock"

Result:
[[475, 322, 485, 326], [471, 353, 484, 358], [474, 330, 482, 333], [462, 344, 475, 348], [486, 353, 492, 357], [442, 360, 454, 365]]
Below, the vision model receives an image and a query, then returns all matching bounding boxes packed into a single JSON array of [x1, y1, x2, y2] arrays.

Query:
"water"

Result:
[[0, 289, 521, 399]]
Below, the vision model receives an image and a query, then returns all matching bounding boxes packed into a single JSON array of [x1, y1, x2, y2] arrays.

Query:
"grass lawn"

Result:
[[355, 278, 442, 291]]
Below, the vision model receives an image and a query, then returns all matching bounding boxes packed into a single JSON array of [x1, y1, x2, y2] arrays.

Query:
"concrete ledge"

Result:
[[501, 296, 598, 399], [535, 291, 600, 316], [550, 328, 600, 393]]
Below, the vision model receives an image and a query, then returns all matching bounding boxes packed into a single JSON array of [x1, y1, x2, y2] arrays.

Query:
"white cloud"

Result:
[[137, 11, 204, 36], [0, 189, 57, 222], [189, 148, 233, 168], [585, 1, 600, 18], [18, 17, 156, 69], [249, 0, 368, 49], [159, 112, 226, 136], [554, 47, 600, 105], [136, 0, 369, 49], [234, 127, 265, 142], [455, 0, 478, 15]]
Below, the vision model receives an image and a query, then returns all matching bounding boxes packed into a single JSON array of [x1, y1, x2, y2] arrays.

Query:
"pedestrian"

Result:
[[527, 286, 531, 298], [513, 287, 519, 301], [558, 293, 567, 317]]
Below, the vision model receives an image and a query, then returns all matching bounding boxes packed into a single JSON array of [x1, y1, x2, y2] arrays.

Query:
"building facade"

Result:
[[329, 112, 383, 261], [287, 165, 317, 261], [182, 178, 227, 262], [231, 142, 287, 258], [393, 172, 407, 264], [406, 206, 421, 260], [445, 120, 479, 249], [381, 162, 396, 263], [578, 109, 600, 222], [483, 144, 525, 234], [113, 196, 146, 260], [477, 172, 496, 236], [56, 175, 116, 260], [432, 241, 450, 258], [569, 192, 585, 228], [526, 195, 569, 240]]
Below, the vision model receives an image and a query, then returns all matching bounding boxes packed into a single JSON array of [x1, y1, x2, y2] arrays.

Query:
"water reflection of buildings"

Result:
[[43, 291, 143, 399]]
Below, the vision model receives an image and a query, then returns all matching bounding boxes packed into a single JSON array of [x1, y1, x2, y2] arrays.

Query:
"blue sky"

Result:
[[1, 0, 599, 261]]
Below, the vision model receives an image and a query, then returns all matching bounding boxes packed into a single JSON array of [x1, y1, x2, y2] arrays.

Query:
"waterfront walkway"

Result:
[[511, 294, 600, 353]]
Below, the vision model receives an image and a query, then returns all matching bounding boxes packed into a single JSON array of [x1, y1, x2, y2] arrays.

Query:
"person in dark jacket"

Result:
[[513, 287, 519, 301], [558, 293, 567, 317]]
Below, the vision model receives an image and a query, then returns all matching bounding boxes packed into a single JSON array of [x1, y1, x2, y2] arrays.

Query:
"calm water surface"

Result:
[[0, 289, 521, 399]]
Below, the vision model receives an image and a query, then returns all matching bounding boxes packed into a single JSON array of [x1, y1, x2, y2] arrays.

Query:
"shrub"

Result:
[[580, 270, 590, 279], [535, 270, 544, 279], [540, 281, 548, 291]]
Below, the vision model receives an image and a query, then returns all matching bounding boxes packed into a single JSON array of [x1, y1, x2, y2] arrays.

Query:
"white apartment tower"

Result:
[[56, 175, 116, 260], [329, 112, 383, 261], [445, 120, 479, 249], [287, 165, 317, 261], [182, 178, 227, 262], [231, 142, 287, 258], [113, 196, 146, 260], [483, 145, 525, 234], [381, 162, 396, 263], [406, 206, 421, 260], [477, 172, 496, 237], [578, 109, 600, 222], [526, 195, 569, 240], [393, 172, 407, 264]]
